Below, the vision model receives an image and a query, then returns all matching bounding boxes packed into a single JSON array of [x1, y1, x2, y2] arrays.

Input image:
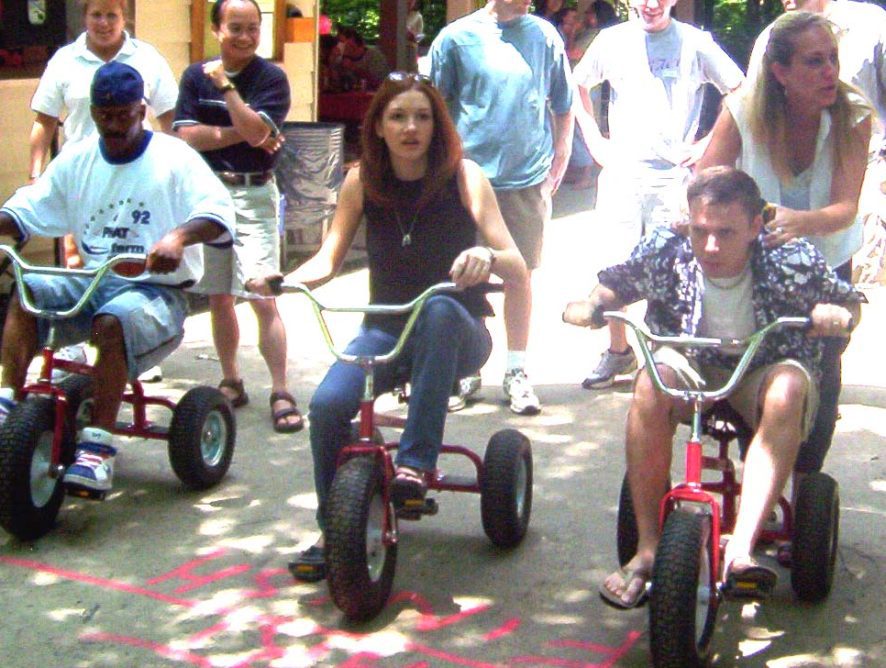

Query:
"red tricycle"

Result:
[[278, 280, 533, 621], [608, 311, 840, 667], [0, 245, 236, 540]]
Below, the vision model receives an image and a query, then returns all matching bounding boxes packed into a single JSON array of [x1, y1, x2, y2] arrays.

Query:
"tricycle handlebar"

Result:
[[279, 280, 503, 367], [0, 244, 147, 320], [604, 311, 809, 403]]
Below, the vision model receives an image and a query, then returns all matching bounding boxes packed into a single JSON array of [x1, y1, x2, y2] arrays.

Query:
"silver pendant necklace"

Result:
[[394, 210, 418, 247]]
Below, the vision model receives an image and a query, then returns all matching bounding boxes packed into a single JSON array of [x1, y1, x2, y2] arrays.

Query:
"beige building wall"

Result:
[[0, 0, 319, 267]]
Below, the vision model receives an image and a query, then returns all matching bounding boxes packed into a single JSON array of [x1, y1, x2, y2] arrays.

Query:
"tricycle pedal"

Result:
[[395, 496, 438, 520], [65, 485, 107, 501]]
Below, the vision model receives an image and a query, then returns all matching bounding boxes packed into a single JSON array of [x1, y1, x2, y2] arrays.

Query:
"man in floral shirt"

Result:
[[564, 167, 864, 609]]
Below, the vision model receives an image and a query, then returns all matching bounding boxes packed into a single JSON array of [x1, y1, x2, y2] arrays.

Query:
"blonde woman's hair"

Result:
[[749, 11, 866, 182], [81, 0, 129, 14]]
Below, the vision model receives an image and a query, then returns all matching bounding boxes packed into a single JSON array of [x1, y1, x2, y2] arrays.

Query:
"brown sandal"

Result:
[[219, 378, 249, 408], [270, 391, 304, 433]]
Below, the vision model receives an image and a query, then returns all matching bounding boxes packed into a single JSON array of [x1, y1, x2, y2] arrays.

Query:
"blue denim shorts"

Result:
[[23, 274, 188, 380]]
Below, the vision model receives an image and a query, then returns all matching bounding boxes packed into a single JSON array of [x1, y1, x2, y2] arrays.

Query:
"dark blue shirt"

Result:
[[173, 56, 290, 172]]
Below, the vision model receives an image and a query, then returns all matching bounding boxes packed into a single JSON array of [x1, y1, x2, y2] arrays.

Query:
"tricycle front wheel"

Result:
[[326, 456, 397, 621], [649, 511, 719, 668], [0, 398, 66, 540]]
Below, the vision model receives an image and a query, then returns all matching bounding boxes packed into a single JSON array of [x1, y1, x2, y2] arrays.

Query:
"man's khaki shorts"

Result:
[[493, 183, 550, 270], [652, 346, 819, 439]]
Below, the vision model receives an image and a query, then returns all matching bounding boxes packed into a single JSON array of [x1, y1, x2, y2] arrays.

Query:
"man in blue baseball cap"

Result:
[[0, 61, 237, 497]]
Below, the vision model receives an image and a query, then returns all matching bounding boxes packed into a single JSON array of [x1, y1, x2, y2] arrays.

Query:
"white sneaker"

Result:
[[51, 343, 88, 381], [502, 369, 541, 415], [63, 427, 116, 496], [582, 348, 638, 389], [137, 365, 163, 383], [448, 374, 482, 413], [0, 392, 16, 427]]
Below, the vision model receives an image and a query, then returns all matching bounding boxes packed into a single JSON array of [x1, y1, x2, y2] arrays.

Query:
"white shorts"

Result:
[[595, 165, 690, 264], [195, 179, 281, 300]]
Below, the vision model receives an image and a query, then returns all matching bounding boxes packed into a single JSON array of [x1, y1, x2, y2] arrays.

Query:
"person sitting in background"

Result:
[[328, 26, 391, 91], [533, 0, 564, 24], [406, 0, 425, 73]]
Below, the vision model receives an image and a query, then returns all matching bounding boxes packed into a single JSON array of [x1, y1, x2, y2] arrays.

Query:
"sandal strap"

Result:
[[269, 390, 297, 407], [219, 378, 245, 393]]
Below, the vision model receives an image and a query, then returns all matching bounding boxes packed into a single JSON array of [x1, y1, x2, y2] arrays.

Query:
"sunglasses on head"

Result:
[[387, 71, 433, 85]]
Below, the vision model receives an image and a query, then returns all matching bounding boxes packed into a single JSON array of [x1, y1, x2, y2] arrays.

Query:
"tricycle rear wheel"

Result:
[[791, 472, 839, 602], [480, 429, 533, 548], [168, 387, 235, 489]]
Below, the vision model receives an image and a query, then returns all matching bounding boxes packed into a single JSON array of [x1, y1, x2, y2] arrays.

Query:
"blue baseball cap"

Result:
[[91, 61, 145, 107]]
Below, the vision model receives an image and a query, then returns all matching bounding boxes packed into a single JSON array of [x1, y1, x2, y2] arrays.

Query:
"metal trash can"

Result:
[[275, 121, 345, 269]]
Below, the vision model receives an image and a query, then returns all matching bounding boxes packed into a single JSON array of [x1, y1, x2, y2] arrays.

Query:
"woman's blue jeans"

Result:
[[308, 295, 492, 530]]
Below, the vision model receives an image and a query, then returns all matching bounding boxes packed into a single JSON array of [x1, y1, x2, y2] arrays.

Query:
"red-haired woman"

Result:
[[251, 72, 528, 579]]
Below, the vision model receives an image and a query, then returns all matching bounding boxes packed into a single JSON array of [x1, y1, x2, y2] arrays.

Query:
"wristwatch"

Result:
[[218, 82, 236, 94]]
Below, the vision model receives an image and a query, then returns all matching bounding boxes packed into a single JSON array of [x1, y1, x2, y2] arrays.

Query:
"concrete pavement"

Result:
[[0, 187, 884, 667]]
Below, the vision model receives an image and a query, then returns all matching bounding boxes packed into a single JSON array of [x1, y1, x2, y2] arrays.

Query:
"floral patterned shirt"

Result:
[[598, 228, 866, 381]]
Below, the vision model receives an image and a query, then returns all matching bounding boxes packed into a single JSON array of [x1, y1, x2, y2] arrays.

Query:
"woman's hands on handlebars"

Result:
[[449, 245, 495, 290]]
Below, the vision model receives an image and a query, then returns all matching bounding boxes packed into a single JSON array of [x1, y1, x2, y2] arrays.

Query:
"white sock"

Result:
[[506, 350, 527, 372], [79, 427, 114, 447]]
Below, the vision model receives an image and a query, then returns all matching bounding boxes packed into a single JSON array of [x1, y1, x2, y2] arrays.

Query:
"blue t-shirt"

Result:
[[430, 10, 573, 189], [173, 56, 290, 173]]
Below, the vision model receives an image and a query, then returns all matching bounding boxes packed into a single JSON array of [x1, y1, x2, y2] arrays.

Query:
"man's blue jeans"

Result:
[[308, 296, 492, 530]]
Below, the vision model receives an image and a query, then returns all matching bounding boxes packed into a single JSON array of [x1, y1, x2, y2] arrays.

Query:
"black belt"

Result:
[[214, 171, 274, 187]]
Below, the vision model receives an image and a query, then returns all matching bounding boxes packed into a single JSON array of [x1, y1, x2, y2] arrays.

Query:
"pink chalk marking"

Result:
[[81, 631, 213, 667], [388, 590, 492, 632], [244, 568, 291, 600], [337, 652, 384, 667], [146, 548, 228, 585], [143, 547, 254, 594], [406, 642, 504, 668], [0, 555, 194, 607], [483, 617, 520, 641], [549, 630, 644, 667]]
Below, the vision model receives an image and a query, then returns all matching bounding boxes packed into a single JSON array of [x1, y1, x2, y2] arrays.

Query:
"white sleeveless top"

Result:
[[725, 92, 869, 268]]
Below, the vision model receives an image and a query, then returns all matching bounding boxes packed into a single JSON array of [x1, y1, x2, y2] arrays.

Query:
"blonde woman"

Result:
[[698, 10, 871, 484]]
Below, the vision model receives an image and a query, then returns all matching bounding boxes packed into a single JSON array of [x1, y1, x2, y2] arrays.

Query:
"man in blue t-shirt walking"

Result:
[[430, 0, 574, 415]]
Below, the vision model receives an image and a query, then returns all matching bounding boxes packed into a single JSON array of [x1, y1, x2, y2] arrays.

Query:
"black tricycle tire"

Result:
[[326, 456, 397, 621], [59, 374, 95, 440], [480, 429, 533, 548], [791, 472, 839, 602], [168, 387, 235, 490], [649, 510, 719, 668], [0, 398, 66, 540], [617, 472, 638, 566]]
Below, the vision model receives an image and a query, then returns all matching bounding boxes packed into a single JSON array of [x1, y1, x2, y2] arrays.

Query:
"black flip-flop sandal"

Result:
[[723, 559, 777, 601], [391, 466, 427, 508], [288, 544, 326, 582]]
